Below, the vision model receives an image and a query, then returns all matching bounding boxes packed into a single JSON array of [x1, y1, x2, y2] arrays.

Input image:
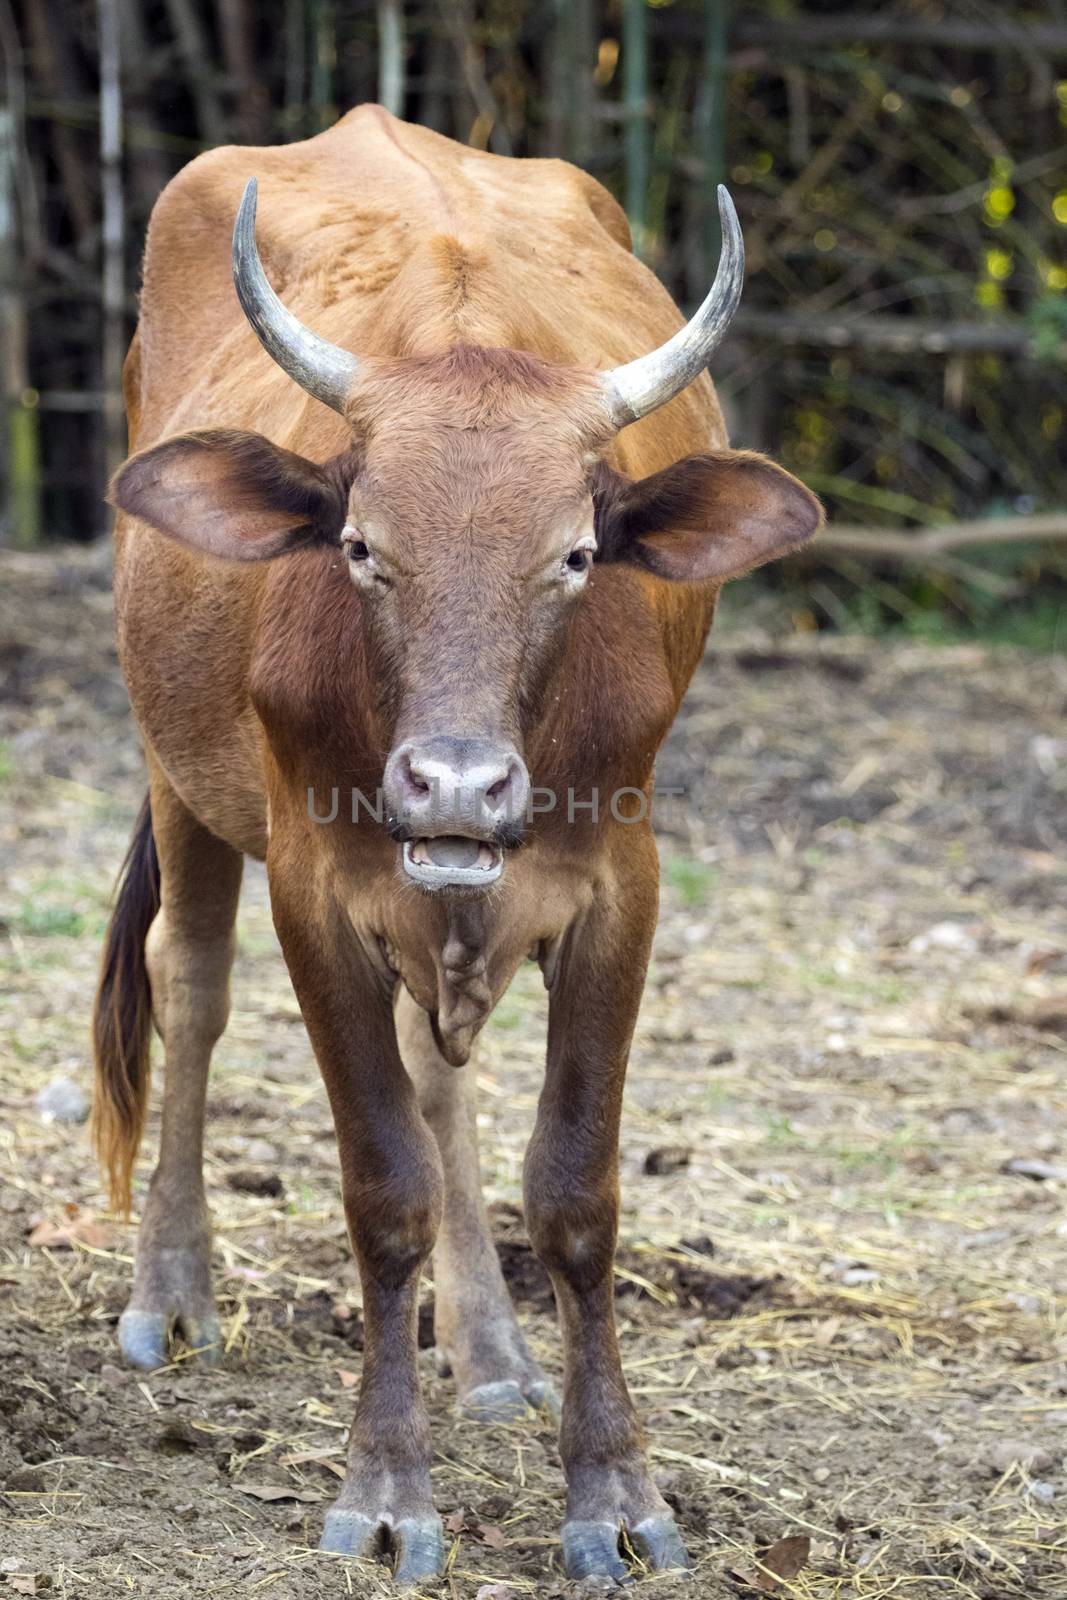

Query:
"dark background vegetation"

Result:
[[3, 1, 1067, 637]]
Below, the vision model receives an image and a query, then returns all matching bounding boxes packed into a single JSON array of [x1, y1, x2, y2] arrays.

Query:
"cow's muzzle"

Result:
[[383, 736, 530, 892]]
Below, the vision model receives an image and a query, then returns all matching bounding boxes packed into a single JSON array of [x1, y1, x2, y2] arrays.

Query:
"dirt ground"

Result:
[[2, 545, 1066, 1599]]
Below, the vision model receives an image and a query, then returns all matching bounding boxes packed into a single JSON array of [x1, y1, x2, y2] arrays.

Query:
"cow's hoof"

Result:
[[630, 1514, 690, 1571], [459, 1376, 561, 1424], [392, 1517, 447, 1583], [118, 1307, 221, 1370], [319, 1509, 444, 1583], [561, 1520, 631, 1584]]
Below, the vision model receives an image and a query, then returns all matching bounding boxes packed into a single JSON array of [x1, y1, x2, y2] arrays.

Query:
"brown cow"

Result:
[[93, 106, 820, 1582]]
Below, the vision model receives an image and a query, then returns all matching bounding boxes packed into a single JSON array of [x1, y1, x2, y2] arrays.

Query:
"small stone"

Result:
[[986, 1438, 1053, 1475], [1002, 1158, 1067, 1182], [35, 1074, 89, 1124], [839, 1267, 880, 1286], [812, 1465, 831, 1484], [5, 1465, 44, 1492], [908, 920, 979, 956], [242, 1138, 280, 1165], [1029, 1481, 1056, 1504]]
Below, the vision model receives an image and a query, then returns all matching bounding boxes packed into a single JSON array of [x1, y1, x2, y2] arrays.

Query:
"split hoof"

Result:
[[459, 1376, 561, 1424], [319, 1508, 445, 1583], [319, 1509, 380, 1558], [561, 1513, 690, 1583], [526, 1376, 562, 1422], [561, 1520, 631, 1584], [630, 1513, 690, 1572], [393, 1516, 447, 1583], [118, 1306, 221, 1370]]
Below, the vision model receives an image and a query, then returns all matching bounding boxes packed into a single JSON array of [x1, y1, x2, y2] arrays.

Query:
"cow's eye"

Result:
[[346, 538, 370, 562], [563, 539, 595, 577]]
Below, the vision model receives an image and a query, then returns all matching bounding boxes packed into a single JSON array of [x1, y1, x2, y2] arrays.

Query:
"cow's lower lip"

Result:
[[402, 836, 503, 890]]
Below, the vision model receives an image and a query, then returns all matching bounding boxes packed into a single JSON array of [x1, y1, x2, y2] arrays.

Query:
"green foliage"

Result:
[[664, 856, 719, 909], [1027, 292, 1067, 362], [11, 901, 87, 939]]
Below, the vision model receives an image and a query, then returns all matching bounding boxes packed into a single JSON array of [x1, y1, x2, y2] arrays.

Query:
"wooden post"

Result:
[[98, 0, 125, 498]]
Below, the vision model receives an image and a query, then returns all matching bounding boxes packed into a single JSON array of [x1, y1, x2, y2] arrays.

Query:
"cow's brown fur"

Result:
[[94, 106, 821, 1579]]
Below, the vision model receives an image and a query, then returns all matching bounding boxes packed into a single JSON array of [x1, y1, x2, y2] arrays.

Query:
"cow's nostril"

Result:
[[403, 755, 432, 796], [486, 775, 509, 801]]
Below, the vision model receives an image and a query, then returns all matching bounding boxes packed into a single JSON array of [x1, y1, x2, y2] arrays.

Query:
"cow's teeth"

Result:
[[477, 844, 495, 870], [412, 840, 431, 865]]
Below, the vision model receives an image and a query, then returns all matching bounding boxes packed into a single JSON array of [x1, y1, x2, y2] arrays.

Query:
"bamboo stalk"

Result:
[[377, 0, 404, 116], [732, 17, 1067, 52], [309, 0, 335, 132], [621, 0, 649, 255], [97, 0, 125, 497], [690, 0, 728, 293], [734, 309, 1064, 359], [1, 99, 41, 547], [819, 515, 1067, 560]]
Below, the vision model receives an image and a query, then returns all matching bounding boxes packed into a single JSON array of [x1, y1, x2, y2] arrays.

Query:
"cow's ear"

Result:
[[109, 429, 356, 561], [594, 450, 822, 583]]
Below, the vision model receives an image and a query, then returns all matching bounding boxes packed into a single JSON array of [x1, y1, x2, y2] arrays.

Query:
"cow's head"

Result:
[[112, 181, 821, 893]]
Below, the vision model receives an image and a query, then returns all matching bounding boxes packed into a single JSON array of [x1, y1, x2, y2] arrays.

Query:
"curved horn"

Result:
[[232, 178, 360, 415], [600, 186, 744, 428]]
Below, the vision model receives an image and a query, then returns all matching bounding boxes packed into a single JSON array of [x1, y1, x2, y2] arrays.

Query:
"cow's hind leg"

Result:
[[396, 986, 558, 1423], [115, 768, 242, 1368]]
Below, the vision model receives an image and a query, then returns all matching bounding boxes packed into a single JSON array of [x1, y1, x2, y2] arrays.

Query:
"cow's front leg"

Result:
[[524, 837, 688, 1582], [271, 876, 445, 1583]]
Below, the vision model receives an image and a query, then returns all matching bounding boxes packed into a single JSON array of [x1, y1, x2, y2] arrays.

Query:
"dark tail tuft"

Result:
[[91, 792, 160, 1215]]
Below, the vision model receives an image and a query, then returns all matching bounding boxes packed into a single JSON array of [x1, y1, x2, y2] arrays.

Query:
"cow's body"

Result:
[[96, 107, 818, 1582]]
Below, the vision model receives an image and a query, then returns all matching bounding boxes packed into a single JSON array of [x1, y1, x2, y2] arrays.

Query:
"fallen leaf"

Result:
[[643, 1145, 691, 1176], [475, 1587, 513, 1600], [337, 1369, 359, 1389], [477, 1521, 509, 1550], [225, 1169, 284, 1198], [6, 1578, 39, 1596], [237, 1483, 323, 1503], [445, 1506, 468, 1534], [27, 1213, 112, 1250], [278, 1449, 345, 1479], [757, 1534, 811, 1590]]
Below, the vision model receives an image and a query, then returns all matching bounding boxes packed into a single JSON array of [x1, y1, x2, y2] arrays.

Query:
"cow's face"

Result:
[[339, 349, 609, 885], [111, 346, 820, 891]]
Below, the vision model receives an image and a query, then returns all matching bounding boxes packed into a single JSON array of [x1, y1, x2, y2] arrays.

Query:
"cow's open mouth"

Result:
[[402, 835, 503, 890]]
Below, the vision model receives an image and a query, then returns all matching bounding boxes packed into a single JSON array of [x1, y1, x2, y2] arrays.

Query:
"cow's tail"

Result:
[[91, 792, 160, 1215]]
